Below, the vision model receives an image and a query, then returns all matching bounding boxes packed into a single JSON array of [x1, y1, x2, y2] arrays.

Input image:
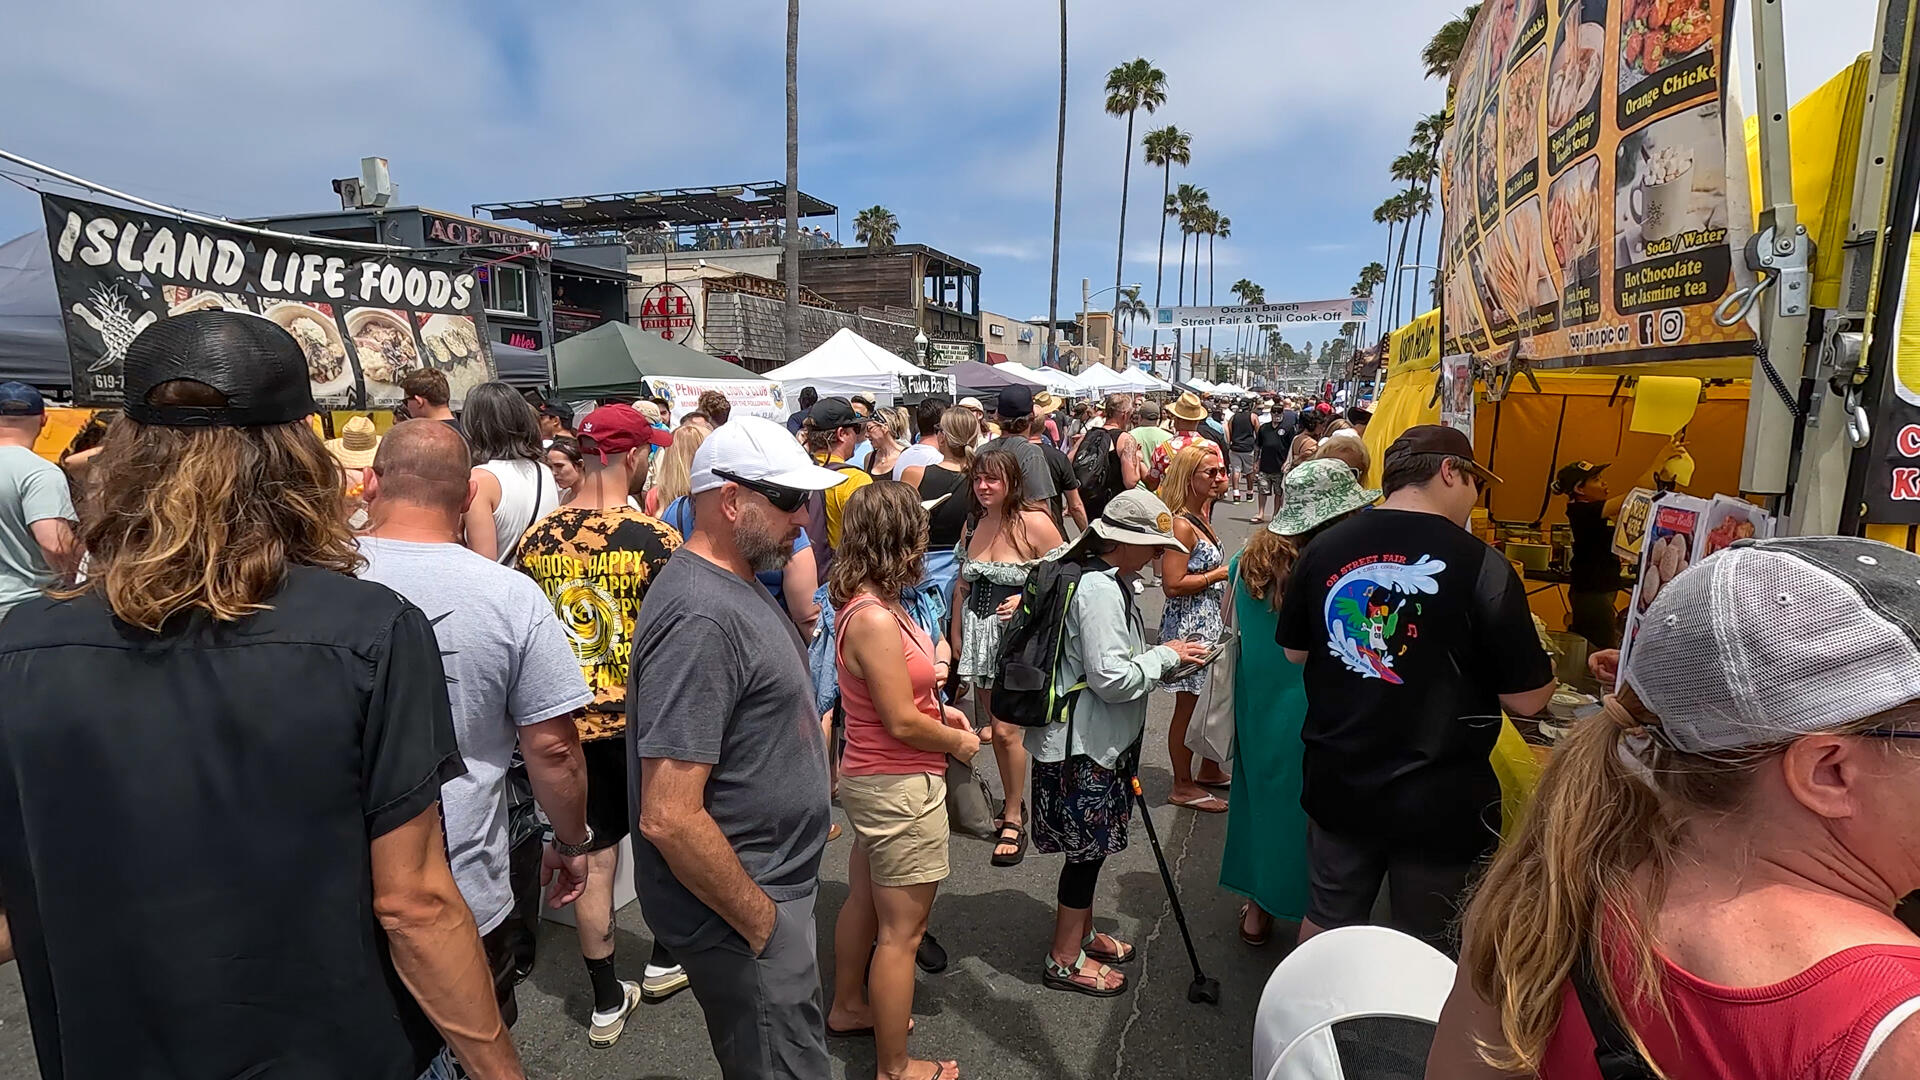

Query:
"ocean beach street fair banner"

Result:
[[1155, 296, 1371, 329], [42, 194, 494, 409], [1438, 0, 1754, 370], [644, 375, 785, 425]]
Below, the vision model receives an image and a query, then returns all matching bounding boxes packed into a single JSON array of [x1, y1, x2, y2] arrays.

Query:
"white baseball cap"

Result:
[[689, 415, 851, 495]]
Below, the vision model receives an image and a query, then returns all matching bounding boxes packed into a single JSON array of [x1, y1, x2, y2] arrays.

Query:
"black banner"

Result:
[[42, 194, 496, 408]]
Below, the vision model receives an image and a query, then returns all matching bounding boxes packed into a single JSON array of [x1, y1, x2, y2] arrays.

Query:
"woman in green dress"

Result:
[[1221, 457, 1378, 944]]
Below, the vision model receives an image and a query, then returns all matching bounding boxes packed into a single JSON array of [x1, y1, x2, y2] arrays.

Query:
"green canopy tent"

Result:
[[551, 321, 766, 398]]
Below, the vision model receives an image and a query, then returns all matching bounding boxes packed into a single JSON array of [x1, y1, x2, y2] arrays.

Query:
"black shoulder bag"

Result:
[[1572, 951, 1659, 1080]]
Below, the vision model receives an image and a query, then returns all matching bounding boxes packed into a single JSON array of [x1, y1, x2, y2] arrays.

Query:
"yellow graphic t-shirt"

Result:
[[517, 506, 681, 741]]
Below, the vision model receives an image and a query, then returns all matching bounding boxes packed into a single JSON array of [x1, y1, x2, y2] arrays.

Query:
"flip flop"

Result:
[[1238, 902, 1272, 947], [1168, 792, 1228, 814]]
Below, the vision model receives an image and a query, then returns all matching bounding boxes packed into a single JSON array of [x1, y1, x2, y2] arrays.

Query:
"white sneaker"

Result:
[[588, 980, 643, 1048], [641, 963, 690, 1002]]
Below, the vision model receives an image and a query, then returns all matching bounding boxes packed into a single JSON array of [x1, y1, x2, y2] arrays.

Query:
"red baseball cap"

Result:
[[1315, 402, 1334, 414], [577, 403, 674, 461]]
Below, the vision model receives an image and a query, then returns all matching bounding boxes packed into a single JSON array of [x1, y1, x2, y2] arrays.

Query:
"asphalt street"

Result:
[[0, 500, 1293, 1079]]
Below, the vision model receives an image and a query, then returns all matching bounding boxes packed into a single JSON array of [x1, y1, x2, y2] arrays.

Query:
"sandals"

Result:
[[990, 819, 1028, 867], [1238, 902, 1272, 947], [1167, 792, 1228, 814], [1043, 950, 1126, 997], [1082, 930, 1135, 965]]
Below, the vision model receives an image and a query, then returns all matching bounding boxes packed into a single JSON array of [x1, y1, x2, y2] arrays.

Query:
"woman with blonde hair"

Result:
[[864, 406, 911, 480], [643, 423, 706, 516], [1157, 443, 1232, 812], [826, 481, 978, 1080], [1221, 459, 1377, 946], [951, 447, 1064, 867], [1426, 538, 1920, 1080], [1310, 427, 1371, 480]]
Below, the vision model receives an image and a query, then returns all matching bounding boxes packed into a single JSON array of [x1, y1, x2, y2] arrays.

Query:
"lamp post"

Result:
[[914, 328, 930, 368]]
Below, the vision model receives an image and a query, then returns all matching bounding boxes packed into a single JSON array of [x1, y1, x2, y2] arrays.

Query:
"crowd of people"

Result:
[[0, 307, 1917, 1080]]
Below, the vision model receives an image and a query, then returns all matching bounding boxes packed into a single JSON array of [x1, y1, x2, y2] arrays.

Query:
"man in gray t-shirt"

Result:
[[626, 416, 837, 1080], [976, 384, 1057, 503], [0, 384, 77, 620], [352, 420, 595, 1026]]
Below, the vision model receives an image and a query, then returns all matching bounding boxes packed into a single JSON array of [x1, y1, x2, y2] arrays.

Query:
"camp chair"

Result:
[[1252, 926, 1456, 1080]]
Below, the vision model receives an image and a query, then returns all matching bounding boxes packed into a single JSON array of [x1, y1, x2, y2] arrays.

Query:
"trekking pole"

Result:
[[1129, 776, 1221, 1005]]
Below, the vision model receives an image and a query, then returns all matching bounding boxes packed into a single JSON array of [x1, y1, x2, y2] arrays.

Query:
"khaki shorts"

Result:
[[838, 772, 951, 887]]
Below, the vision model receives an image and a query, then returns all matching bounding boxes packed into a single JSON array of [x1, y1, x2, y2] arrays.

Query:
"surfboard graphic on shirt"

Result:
[[1320, 555, 1448, 683]]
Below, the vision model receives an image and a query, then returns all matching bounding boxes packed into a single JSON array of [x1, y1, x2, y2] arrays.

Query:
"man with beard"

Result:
[[514, 403, 684, 1048], [627, 416, 843, 1079]]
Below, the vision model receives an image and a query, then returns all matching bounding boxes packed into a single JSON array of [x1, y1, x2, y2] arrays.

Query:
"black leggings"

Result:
[[1057, 856, 1107, 910]]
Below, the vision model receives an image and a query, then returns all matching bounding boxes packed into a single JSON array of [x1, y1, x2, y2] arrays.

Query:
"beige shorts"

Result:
[[838, 771, 951, 887]]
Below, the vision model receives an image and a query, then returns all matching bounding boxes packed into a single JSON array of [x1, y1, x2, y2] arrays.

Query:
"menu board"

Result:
[[1438, 0, 1755, 369], [42, 194, 495, 410]]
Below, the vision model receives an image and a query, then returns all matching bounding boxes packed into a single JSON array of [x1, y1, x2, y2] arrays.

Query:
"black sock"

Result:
[[585, 954, 622, 1013]]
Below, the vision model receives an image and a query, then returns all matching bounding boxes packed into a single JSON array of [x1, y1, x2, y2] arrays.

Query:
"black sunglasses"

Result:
[[714, 469, 809, 513]]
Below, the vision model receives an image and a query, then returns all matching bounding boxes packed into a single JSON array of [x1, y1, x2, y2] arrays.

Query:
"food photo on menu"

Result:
[[263, 300, 350, 399], [1502, 45, 1546, 177], [419, 313, 489, 403], [1546, 0, 1606, 132], [1612, 101, 1728, 264], [1468, 246, 1510, 330], [1620, 0, 1717, 86], [1484, 0, 1519, 71], [1486, 197, 1556, 322], [1548, 155, 1602, 284], [344, 307, 421, 393], [1477, 102, 1502, 209]]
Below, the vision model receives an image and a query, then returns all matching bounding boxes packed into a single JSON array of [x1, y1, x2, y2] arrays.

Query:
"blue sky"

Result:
[[0, 0, 1882, 355]]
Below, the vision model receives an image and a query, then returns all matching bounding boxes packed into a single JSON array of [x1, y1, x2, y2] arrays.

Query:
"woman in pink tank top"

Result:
[[1425, 539, 1920, 1080], [824, 482, 981, 1080]]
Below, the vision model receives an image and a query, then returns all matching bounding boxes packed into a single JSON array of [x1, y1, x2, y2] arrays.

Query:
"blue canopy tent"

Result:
[[0, 232, 70, 390]]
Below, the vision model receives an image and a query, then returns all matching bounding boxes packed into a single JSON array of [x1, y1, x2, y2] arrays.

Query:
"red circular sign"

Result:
[[637, 282, 697, 344]]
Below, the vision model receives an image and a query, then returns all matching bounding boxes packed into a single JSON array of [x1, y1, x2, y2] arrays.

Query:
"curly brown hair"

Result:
[[58, 383, 359, 630], [827, 481, 928, 608]]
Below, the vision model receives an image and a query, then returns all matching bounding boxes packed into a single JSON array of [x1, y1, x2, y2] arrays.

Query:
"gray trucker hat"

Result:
[[1624, 537, 1920, 753]]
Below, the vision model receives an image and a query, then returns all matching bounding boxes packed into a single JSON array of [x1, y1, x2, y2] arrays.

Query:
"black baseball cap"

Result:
[[996, 384, 1035, 419], [1553, 460, 1609, 495], [122, 310, 317, 427], [808, 396, 863, 430], [0, 382, 45, 416], [1385, 424, 1502, 485]]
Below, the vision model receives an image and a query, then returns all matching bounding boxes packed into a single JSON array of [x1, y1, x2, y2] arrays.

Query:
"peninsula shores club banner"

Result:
[[42, 194, 497, 409], [1437, 0, 1755, 369]]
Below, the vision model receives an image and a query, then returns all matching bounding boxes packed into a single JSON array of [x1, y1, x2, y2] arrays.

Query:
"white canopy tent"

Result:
[[1185, 377, 1219, 394], [1071, 364, 1130, 394], [1212, 382, 1247, 396], [1002, 362, 1089, 397], [1121, 366, 1171, 392], [762, 327, 952, 406]]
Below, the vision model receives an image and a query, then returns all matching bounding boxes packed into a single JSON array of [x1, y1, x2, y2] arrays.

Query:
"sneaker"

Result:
[[641, 963, 690, 1003], [588, 980, 643, 1048]]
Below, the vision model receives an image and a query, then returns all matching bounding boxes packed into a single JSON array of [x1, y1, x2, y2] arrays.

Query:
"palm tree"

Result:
[[1047, 0, 1067, 367], [853, 205, 899, 250], [1116, 285, 1150, 344], [1207, 212, 1229, 362], [1172, 184, 1208, 380], [1371, 196, 1400, 348], [1422, 4, 1483, 81], [1105, 58, 1167, 362], [1230, 277, 1257, 371], [1403, 187, 1435, 321], [1391, 148, 1436, 322], [1388, 188, 1420, 328], [782, 0, 801, 361], [1354, 261, 1387, 348], [1142, 125, 1191, 360]]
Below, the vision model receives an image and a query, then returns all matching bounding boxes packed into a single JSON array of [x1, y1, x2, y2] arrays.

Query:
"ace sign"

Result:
[[637, 282, 696, 343]]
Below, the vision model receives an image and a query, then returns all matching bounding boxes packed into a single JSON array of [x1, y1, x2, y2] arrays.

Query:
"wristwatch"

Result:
[[551, 825, 596, 857]]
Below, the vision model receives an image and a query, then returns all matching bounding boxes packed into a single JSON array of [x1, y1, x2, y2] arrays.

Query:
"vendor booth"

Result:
[[761, 327, 951, 406], [998, 362, 1087, 398], [551, 319, 763, 398]]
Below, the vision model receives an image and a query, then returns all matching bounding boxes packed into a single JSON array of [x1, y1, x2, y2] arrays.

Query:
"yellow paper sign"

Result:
[[1630, 376, 1701, 435]]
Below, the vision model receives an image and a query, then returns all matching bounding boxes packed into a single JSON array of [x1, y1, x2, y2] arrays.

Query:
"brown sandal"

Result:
[[1082, 930, 1135, 964], [1043, 950, 1126, 997], [1238, 902, 1272, 947]]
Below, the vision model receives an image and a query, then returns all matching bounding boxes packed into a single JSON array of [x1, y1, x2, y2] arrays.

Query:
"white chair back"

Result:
[[1251, 926, 1456, 1080]]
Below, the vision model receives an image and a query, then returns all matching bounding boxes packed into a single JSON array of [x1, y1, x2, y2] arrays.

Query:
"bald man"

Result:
[[356, 419, 596, 1030]]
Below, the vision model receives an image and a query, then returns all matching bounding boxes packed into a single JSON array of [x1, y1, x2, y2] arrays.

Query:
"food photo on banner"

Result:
[[1437, 0, 1755, 369], [41, 193, 496, 409]]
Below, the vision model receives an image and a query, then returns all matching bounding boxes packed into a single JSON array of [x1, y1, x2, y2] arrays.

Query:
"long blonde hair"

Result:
[[1461, 689, 1919, 1074], [61, 392, 359, 631], [1160, 443, 1220, 518], [652, 424, 707, 506], [938, 406, 978, 465]]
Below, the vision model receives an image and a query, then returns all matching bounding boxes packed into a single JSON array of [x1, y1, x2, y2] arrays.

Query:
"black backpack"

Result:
[[1071, 426, 1123, 520], [804, 461, 866, 578], [994, 559, 1090, 728]]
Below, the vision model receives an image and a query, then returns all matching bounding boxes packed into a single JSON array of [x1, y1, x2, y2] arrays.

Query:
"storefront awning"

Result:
[[986, 351, 1008, 364]]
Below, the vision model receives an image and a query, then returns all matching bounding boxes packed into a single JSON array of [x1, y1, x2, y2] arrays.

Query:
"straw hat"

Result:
[[326, 415, 382, 470], [1030, 391, 1064, 418], [1167, 391, 1208, 423]]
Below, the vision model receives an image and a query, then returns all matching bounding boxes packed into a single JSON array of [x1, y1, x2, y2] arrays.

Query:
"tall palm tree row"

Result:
[[1389, 146, 1435, 324], [1172, 183, 1207, 382], [1206, 211, 1229, 365], [1230, 277, 1260, 376], [1104, 58, 1167, 364], [1142, 125, 1191, 363]]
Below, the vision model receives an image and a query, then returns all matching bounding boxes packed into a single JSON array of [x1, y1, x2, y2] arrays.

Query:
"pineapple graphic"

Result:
[[69, 284, 158, 373]]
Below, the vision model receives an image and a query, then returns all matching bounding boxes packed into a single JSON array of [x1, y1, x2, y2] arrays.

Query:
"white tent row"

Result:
[[1122, 366, 1171, 392], [999, 362, 1089, 397], [1185, 377, 1219, 394], [762, 327, 952, 406]]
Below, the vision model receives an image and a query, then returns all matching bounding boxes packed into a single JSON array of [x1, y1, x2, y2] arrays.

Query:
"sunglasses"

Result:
[[1203, 466, 1227, 477], [714, 469, 810, 513]]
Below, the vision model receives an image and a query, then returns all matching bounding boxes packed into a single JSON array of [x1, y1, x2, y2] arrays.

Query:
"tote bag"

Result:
[[1184, 567, 1238, 763], [945, 756, 998, 841]]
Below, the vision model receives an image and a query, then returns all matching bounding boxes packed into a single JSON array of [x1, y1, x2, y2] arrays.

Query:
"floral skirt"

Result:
[[1031, 754, 1132, 863]]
